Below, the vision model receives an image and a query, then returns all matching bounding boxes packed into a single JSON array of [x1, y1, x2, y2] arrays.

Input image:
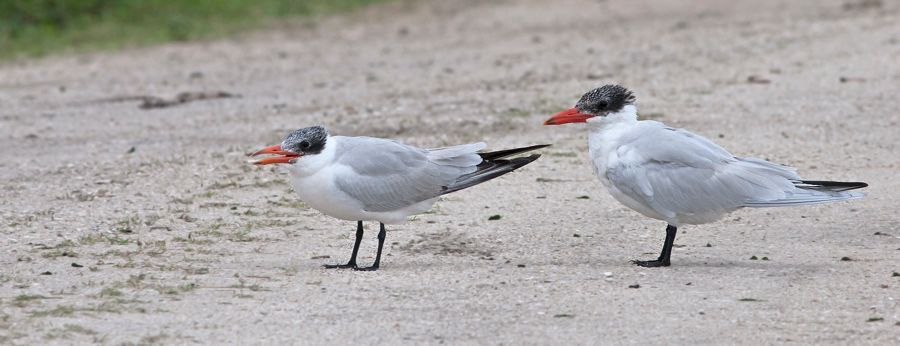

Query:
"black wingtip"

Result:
[[440, 154, 543, 195], [798, 180, 869, 192], [513, 153, 542, 167], [478, 144, 551, 161]]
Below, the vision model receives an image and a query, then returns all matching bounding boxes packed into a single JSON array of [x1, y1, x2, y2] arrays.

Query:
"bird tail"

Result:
[[793, 180, 869, 192], [742, 180, 868, 207], [440, 145, 549, 195]]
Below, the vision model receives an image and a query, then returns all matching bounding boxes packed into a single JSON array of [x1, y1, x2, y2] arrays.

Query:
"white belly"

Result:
[[288, 166, 435, 224]]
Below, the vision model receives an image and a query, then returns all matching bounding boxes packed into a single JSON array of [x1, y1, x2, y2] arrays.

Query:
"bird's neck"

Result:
[[587, 104, 638, 129], [586, 104, 638, 162], [288, 136, 336, 177]]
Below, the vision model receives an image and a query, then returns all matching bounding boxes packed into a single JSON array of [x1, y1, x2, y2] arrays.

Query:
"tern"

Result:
[[544, 84, 867, 267], [250, 126, 548, 270]]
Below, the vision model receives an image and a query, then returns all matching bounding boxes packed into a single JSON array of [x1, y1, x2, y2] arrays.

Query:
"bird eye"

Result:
[[597, 100, 609, 108], [299, 141, 310, 149]]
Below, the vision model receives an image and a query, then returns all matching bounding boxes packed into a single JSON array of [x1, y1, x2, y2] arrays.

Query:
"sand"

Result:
[[1, 0, 898, 344]]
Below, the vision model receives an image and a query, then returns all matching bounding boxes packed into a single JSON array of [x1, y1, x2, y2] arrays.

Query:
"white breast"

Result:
[[285, 137, 436, 224], [588, 123, 671, 222], [289, 164, 364, 221]]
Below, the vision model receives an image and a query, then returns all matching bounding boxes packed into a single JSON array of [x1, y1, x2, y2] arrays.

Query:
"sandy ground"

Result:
[[1, 0, 899, 344]]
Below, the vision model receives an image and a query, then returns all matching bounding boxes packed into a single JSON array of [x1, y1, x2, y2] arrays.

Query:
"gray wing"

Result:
[[332, 136, 484, 212], [606, 122, 800, 219]]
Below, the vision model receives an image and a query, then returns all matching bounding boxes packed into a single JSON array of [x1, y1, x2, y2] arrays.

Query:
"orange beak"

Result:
[[543, 108, 593, 125], [248, 145, 302, 165]]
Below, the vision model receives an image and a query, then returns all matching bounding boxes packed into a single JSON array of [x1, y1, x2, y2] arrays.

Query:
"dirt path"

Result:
[[1, 0, 898, 344]]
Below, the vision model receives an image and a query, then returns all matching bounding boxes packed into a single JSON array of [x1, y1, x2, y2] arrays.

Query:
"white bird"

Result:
[[250, 126, 548, 270], [544, 85, 867, 267]]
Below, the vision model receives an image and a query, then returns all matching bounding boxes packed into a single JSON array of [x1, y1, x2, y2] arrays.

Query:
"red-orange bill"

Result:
[[249, 145, 301, 165], [544, 108, 592, 125]]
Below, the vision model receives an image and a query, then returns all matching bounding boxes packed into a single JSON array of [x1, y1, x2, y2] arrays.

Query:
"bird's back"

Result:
[[595, 121, 863, 225], [329, 136, 484, 212]]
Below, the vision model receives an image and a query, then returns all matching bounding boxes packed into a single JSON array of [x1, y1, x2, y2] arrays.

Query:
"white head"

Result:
[[249, 126, 329, 167], [543, 84, 637, 126]]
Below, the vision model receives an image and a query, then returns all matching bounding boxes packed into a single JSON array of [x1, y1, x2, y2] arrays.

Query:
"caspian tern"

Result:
[[250, 126, 548, 270], [544, 85, 868, 267]]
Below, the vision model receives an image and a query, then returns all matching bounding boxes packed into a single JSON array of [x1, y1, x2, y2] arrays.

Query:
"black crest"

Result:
[[282, 126, 329, 155], [575, 84, 636, 115]]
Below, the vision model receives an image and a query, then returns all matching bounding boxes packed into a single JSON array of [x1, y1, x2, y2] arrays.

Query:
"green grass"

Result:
[[13, 294, 46, 307], [0, 0, 388, 59]]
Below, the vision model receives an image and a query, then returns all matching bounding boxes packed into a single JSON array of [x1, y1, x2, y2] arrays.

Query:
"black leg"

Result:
[[633, 224, 677, 268], [355, 223, 386, 271], [324, 221, 364, 269]]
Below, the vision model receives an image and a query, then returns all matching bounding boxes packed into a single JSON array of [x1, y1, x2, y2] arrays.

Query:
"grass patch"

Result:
[[125, 274, 146, 289], [30, 305, 75, 318], [112, 216, 142, 234], [112, 273, 198, 296], [1, 0, 389, 59], [155, 283, 197, 295], [230, 224, 256, 242], [208, 181, 238, 190], [42, 248, 77, 259], [64, 324, 97, 335], [13, 294, 46, 307], [36, 239, 76, 250], [38, 240, 78, 258], [96, 248, 137, 261], [195, 191, 217, 199], [44, 324, 97, 340], [138, 332, 169, 345], [30, 300, 143, 318], [98, 287, 123, 298], [230, 279, 269, 292], [172, 236, 213, 245], [139, 240, 167, 256], [184, 267, 210, 275], [79, 232, 131, 246]]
